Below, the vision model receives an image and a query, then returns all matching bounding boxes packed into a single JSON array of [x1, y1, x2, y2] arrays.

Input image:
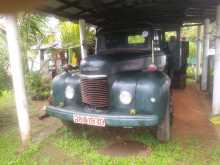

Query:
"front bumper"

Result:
[[46, 105, 159, 127]]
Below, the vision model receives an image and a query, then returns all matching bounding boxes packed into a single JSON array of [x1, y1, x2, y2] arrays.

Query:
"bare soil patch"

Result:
[[32, 141, 81, 165], [172, 82, 219, 144], [100, 140, 150, 157]]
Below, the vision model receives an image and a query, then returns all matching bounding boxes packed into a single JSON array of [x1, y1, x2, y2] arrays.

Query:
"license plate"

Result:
[[73, 115, 106, 127]]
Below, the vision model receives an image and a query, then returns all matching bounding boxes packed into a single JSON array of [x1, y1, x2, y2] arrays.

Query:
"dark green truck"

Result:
[[47, 28, 188, 141]]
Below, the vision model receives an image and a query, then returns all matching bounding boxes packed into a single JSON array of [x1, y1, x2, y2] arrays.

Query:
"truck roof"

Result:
[[40, 0, 219, 29]]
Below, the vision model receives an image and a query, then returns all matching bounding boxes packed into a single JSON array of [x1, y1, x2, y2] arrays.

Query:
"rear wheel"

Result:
[[156, 107, 171, 142]]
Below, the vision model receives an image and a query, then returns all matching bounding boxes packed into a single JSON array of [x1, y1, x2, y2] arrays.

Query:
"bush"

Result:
[[187, 66, 196, 79], [0, 33, 11, 95], [0, 67, 11, 96], [26, 72, 51, 100]]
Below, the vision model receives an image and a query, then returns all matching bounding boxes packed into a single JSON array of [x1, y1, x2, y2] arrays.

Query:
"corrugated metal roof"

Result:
[[39, 0, 219, 29]]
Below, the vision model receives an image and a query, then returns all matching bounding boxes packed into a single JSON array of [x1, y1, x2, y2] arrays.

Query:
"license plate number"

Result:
[[73, 115, 106, 127]]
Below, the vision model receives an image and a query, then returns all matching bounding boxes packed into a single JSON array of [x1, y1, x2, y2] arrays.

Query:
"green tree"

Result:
[[182, 26, 197, 58], [0, 28, 11, 94], [17, 13, 50, 72], [59, 21, 95, 53], [59, 21, 80, 48], [181, 26, 197, 42]]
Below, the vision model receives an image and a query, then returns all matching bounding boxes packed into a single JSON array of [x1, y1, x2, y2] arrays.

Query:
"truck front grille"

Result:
[[80, 77, 109, 108]]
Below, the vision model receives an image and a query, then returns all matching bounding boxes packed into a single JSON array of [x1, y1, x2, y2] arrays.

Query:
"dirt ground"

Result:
[[172, 82, 220, 143], [28, 81, 220, 158], [30, 100, 63, 143]]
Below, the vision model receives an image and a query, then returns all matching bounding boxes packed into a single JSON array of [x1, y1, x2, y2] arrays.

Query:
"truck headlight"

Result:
[[119, 91, 132, 105], [65, 85, 75, 99]]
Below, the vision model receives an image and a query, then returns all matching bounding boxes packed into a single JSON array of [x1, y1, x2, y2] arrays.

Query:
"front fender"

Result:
[[52, 72, 69, 105], [111, 71, 170, 121], [135, 71, 170, 120], [52, 72, 81, 106]]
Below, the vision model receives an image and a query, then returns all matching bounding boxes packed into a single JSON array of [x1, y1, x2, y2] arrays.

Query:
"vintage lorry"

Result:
[[46, 26, 188, 141]]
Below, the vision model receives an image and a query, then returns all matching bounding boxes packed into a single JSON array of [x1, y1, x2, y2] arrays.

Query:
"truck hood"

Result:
[[80, 50, 166, 75]]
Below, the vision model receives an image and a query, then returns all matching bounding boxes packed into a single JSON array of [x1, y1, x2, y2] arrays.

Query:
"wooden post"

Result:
[[5, 15, 31, 144], [79, 19, 87, 59], [196, 26, 202, 81], [212, 5, 220, 115], [201, 18, 210, 91]]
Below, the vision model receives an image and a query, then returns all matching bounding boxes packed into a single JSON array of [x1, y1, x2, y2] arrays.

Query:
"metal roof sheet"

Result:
[[39, 0, 219, 28]]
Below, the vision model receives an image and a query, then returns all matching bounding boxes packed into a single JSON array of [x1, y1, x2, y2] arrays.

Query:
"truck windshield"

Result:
[[99, 31, 152, 51]]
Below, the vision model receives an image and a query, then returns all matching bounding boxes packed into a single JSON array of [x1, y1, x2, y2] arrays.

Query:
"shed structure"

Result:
[[3, 0, 220, 143], [39, 0, 220, 114]]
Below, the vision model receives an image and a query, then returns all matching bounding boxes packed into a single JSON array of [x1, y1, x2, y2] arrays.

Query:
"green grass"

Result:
[[1, 92, 220, 165], [2, 126, 220, 165], [0, 129, 19, 164], [210, 146, 220, 165], [0, 91, 14, 110], [0, 91, 41, 165], [0, 127, 42, 165], [50, 128, 220, 165]]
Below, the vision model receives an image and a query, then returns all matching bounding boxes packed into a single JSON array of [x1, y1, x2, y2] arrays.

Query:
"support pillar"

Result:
[[5, 15, 31, 144], [79, 19, 87, 60], [196, 26, 202, 81], [201, 18, 210, 91], [212, 5, 220, 115], [176, 27, 181, 41]]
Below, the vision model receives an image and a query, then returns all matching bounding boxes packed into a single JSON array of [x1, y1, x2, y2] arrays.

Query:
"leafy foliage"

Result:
[[128, 35, 145, 44], [187, 66, 196, 78], [0, 29, 11, 94], [18, 13, 48, 46], [17, 13, 50, 72], [59, 21, 95, 54], [26, 72, 50, 100], [182, 26, 197, 42], [59, 21, 80, 48], [0, 13, 50, 94], [165, 31, 176, 41], [188, 42, 196, 57]]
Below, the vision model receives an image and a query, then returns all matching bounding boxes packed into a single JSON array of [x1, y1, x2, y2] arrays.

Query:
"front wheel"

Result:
[[156, 108, 171, 142]]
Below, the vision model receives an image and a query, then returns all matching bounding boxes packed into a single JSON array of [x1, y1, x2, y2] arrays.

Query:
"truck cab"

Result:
[[47, 27, 187, 141]]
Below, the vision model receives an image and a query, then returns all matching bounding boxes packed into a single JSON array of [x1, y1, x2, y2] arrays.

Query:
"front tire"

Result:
[[156, 107, 171, 142]]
